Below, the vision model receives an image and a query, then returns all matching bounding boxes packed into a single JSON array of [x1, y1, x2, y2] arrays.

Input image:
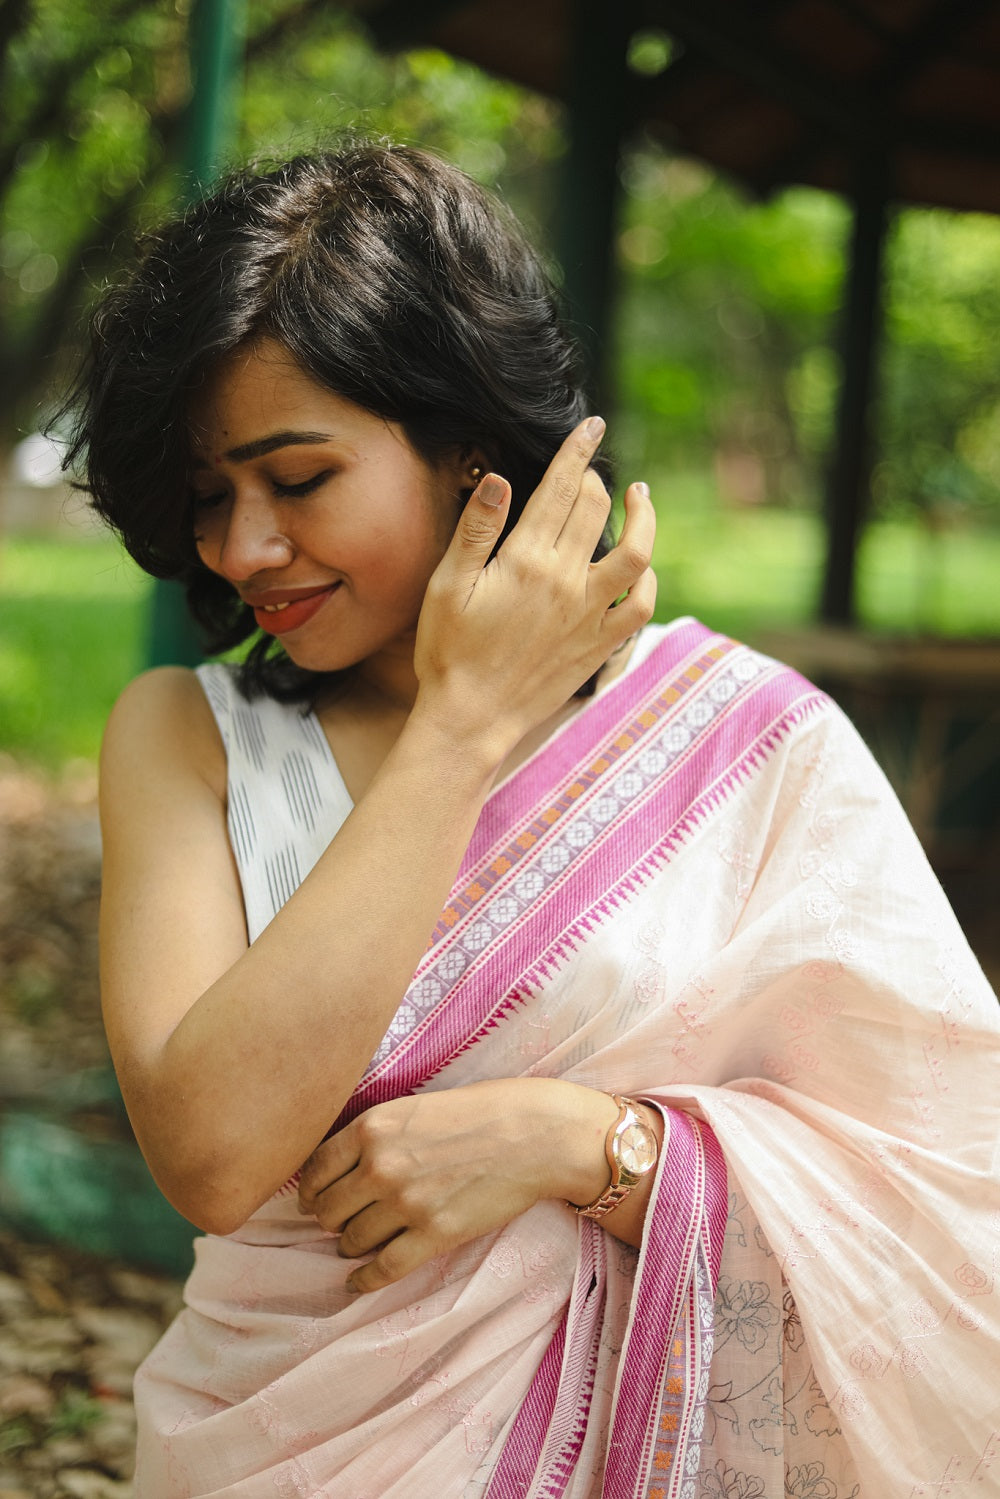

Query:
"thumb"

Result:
[[447, 473, 511, 573]]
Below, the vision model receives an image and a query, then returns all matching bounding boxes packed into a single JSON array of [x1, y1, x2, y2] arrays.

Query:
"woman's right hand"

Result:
[[413, 417, 657, 762]]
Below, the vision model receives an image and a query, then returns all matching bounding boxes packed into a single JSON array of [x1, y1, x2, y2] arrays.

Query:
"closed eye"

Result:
[[191, 490, 226, 512], [273, 472, 330, 498]]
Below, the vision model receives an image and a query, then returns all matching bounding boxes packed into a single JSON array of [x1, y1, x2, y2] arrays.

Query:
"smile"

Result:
[[251, 585, 339, 636]]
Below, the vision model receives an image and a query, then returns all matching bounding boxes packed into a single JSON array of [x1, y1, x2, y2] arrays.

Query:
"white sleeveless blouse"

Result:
[[195, 664, 354, 942]]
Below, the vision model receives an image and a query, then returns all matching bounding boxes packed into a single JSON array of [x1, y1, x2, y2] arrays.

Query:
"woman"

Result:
[[68, 143, 998, 1497]]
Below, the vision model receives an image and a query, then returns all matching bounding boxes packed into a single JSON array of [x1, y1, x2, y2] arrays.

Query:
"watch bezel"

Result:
[[608, 1098, 659, 1188]]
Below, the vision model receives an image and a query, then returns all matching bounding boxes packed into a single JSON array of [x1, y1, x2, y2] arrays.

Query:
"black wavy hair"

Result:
[[64, 141, 612, 700]]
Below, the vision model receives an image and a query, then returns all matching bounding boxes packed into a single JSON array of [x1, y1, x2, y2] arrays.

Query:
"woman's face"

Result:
[[189, 339, 467, 683]]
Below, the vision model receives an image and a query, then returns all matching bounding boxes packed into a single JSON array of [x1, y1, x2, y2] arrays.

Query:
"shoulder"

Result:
[[102, 666, 228, 802]]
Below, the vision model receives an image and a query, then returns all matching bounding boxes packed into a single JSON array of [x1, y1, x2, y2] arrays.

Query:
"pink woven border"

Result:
[[334, 638, 825, 1128], [604, 1113, 728, 1497]]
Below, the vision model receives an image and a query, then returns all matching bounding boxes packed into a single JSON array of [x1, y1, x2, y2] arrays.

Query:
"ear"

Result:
[[458, 444, 491, 494]]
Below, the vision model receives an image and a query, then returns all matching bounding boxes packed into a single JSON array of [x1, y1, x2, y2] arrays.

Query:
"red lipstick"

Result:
[[250, 585, 338, 635]]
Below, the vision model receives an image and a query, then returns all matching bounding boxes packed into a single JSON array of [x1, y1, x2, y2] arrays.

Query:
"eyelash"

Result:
[[272, 472, 329, 498], [191, 472, 330, 510]]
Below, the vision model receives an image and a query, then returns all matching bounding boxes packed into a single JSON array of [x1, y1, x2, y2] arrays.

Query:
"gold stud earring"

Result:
[[470, 465, 483, 482]]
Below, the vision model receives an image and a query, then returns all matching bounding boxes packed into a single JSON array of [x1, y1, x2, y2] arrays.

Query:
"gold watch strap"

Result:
[[577, 1179, 633, 1221]]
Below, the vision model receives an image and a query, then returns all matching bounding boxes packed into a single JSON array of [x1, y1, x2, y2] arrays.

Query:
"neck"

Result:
[[352, 641, 421, 715]]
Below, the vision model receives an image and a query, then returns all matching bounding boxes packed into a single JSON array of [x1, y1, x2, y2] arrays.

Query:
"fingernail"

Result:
[[634, 481, 650, 498], [584, 416, 606, 442], [477, 473, 507, 507]]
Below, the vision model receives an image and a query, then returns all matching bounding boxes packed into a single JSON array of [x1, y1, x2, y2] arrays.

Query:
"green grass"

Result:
[[0, 534, 152, 768], [648, 470, 1000, 641], [2, 486, 999, 769]]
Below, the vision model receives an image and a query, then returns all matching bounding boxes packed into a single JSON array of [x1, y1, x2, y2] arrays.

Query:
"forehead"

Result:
[[188, 341, 327, 443], [185, 338, 433, 473]]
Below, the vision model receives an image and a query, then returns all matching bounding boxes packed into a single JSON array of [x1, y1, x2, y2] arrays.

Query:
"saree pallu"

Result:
[[133, 620, 1000, 1498]]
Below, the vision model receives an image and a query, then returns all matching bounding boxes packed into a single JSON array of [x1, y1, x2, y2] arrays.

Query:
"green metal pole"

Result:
[[184, 0, 246, 194], [147, 0, 246, 668], [819, 156, 890, 626], [555, 0, 633, 414]]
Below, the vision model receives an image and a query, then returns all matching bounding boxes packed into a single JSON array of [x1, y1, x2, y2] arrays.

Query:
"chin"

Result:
[[280, 643, 358, 675]]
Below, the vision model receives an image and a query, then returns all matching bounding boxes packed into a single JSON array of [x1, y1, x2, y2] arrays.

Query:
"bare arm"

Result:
[[99, 423, 656, 1234]]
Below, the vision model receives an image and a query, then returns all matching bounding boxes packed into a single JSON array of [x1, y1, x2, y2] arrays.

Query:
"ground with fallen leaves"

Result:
[[0, 1230, 182, 1498], [0, 762, 184, 1496]]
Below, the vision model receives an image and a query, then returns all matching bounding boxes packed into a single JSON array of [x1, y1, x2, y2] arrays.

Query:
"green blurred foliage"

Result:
[[878, 213, 1000, 521], [615, 156, 848, 502], [0, 535, 151, 765], [615, 152, 1000, 526], [0, 0, 563, 433]]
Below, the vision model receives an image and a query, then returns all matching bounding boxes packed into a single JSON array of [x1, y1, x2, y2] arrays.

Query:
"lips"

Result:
[[250, 585, 339, 636]]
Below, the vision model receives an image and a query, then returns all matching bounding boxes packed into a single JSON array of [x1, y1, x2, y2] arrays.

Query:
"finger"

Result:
[[601, 566, 658, 642], [436, 473, 511, 583], [338, 1201, 405, 1260], [347, 1228, 436, 1295], [551, 466, 612, 560], [590, 481, 656, 606], [308, 1173, 383, 1234], [298, 1131, 359, 1215], [515, 416, 606, 546]]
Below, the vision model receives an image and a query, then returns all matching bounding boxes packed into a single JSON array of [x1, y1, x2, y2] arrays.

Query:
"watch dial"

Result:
[[620, 1122, 656, 1174]]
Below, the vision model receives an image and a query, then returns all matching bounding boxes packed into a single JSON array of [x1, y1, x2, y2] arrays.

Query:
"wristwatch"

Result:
[[576, 1095, 659, 1221]]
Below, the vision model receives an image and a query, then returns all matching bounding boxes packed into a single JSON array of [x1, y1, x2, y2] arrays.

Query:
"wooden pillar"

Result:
[[148, 0, 246, 668], [555, 0, 633, 413], [820, 158, 890, 626]]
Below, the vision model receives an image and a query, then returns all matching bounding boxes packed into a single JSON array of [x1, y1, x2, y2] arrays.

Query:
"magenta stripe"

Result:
[[700, 1121, 729, 1285], [487, 1227, 607, 1499], [340, 685, 824, 1126], [426, 628, 739, 950], [603, 1110, 708, 1494], [433, 669, 820, 997], [460, 618, 722, 875], [322, 629, 828, 1145], [488, 1316, 565, 1497]]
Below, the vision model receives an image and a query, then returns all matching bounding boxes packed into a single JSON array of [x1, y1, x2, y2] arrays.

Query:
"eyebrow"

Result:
[[218, 431, 333, 464]]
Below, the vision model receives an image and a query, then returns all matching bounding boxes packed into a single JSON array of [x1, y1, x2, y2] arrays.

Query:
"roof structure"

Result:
[[360, 0, 1000, 215]]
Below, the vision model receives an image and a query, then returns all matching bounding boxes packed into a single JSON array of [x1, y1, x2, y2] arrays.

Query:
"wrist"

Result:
[[408, 685, 518, 780], [506, 1080, 621, 1205]]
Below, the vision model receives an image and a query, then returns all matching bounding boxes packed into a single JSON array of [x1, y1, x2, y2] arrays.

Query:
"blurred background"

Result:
[[1, 1, 999, 1485]]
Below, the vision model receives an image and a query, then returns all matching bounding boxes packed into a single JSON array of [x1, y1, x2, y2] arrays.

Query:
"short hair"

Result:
[[65, 142, 611, 700]]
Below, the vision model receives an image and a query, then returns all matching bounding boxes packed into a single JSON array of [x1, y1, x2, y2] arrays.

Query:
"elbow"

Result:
[[156, 1169, 266, 1239], [125, 1080, 284, 1236], [122, 1070, 304, 1236], [142, 1142, 276, 1239], [187, 1205, 253, 1239]]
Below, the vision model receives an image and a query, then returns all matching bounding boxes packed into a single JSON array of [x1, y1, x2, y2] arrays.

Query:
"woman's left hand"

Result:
[[297, 1078, 618, 1293]]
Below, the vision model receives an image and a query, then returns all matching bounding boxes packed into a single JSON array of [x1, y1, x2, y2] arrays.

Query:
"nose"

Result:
[[197, 491, 295, 584]]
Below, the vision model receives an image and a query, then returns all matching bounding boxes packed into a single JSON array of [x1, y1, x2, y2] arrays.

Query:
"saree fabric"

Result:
[[132, 619, 1000, 1498]]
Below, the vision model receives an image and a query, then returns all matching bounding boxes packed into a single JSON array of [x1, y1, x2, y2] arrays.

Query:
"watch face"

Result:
[[619, 1121, 657, 1175]]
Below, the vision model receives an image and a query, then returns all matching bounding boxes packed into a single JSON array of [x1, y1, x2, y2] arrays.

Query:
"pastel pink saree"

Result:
[[134, 620, 1000, 1498]]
